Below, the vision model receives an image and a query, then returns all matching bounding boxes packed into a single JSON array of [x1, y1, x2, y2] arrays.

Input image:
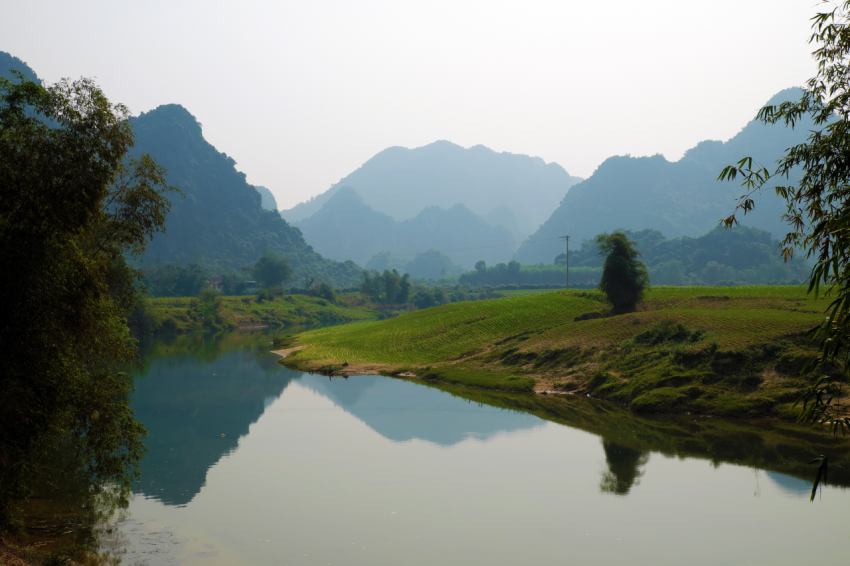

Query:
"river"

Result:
[[94, 329, 850, 565]]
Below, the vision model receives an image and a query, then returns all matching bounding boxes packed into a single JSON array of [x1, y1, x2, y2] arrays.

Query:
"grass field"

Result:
[[279, 286, 833, 418], [494, 288, 557, 296], [143, 294, 379, 334]]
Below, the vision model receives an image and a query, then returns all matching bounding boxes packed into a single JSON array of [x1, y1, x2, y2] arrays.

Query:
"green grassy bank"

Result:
[[277, 286, 832, 418], [140, 294, 380, 334]]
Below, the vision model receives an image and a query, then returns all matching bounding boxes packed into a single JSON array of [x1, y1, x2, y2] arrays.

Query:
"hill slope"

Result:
[[253, 185, 278, 211], [294, 187, 517, 269], [279, 286, 823, 419], [0, 51, 40, 84], [281, 141, 583, 235], [515, 88, 814, 264], [131, 104, 361, 285]]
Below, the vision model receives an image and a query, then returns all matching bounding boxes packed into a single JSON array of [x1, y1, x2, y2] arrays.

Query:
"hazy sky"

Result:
[[3, 0, 821, 209]]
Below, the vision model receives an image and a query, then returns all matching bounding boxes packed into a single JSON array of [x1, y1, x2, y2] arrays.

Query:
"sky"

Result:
[[2, 0, 822, 210]]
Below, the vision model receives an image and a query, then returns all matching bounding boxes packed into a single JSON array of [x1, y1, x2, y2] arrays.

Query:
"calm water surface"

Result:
[[109, 330, 850, 565]]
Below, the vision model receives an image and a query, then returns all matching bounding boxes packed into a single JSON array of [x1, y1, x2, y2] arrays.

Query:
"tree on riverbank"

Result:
[[596, 232, 650, 309], [718, 0, 850, 498], [0, 73, 176, 531]]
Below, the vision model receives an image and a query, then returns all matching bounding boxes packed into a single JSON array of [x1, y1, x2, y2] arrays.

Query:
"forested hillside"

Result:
[[131, 104, 362, 286], [281, 140, 582, 236], [462, 225, 809, 287], [515, 88, 813, 264], [294, 187, 516, 269]]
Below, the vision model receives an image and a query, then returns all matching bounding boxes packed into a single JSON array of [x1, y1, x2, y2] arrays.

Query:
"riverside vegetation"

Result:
[[138, 292, 380, 334], [277, 286, 828, 419]]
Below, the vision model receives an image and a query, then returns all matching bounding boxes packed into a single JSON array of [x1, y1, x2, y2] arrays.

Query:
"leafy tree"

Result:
[[717, 1, 850, 498], [359, 269, 411, 304], [221, 271, 248, 295], [596, 232, 650, 309], [475, 260, 487, 274], [413, 288, 438, 309], [360, 270, 383, 301], [142, 262, 208, 297], [314, 282, 337, 303], [252, 250, 294, 288], [0, 73, 176, 531]]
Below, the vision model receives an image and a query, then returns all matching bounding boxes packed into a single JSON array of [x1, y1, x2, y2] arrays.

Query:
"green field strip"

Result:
[[291, 287, 827, 368]]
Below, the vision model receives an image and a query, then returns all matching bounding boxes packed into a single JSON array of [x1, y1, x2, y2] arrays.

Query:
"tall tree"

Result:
[[0, 72, 176, 531], [596, 232, 650, 309]]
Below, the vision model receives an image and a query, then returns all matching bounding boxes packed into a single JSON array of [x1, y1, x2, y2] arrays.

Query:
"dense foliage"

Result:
[[0, 73, 174, 531], [360, 269, 412, 304], [142, 262, 208, 297], [251, 250, 294, 288], [595, 232, 650, 308]]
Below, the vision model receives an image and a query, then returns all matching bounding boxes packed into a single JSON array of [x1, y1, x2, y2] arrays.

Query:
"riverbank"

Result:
[[140, 293, 381, 334], [277, 286, 834, 419]]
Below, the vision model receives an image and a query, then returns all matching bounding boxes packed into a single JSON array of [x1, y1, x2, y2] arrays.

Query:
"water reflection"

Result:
[[131, 331, 299, 505], [131, 331, 551, 508], [299, 375, 542, 446], [85, 329, 850, 565], [599, 440, 649, 496], [130, 330, 850, 513]]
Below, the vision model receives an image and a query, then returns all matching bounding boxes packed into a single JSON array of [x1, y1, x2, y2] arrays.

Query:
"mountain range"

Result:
[[281, 140, 583, 237], [293, 187, 517, 269], [514, 88, 812, 264], [3, 49, 816, 285]]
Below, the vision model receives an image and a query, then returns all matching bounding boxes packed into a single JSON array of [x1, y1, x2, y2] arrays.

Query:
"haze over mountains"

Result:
[[281, 141, 583, 237], [294, 187, 517, 269], [515, 88, 812, 265], [3, 49, 814, 284]]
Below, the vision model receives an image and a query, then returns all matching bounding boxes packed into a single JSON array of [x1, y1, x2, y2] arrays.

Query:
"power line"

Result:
[[559, 235, 569, 289], [325, 236, 564, 263]]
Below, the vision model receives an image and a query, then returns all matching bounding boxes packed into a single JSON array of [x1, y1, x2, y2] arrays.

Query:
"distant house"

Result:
[[208, 276, 222, 290]]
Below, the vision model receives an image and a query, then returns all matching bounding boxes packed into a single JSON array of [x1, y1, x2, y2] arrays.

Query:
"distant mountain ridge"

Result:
[[253, 185, 278, 211], [515, 88, 813, 265], [281, 140, 583, 236], [294, 187, 517, 269]]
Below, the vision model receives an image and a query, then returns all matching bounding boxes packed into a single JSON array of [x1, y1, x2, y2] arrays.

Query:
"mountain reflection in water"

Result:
[[131, 330, 850, 510]]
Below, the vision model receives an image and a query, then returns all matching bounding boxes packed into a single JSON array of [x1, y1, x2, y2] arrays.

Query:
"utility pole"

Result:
[[559, 235, 569, 289]]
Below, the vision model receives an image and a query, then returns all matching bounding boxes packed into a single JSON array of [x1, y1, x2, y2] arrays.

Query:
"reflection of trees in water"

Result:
[[20, 442, 132, 560], [599, 440, 649, 496]]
